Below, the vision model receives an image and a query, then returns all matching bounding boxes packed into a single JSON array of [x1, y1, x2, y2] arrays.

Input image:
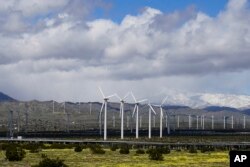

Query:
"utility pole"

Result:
[[8, 110, 14, 138], [139, 115, 142, 128], [231, 115, 234, 129], [224, 116, 226, 129], [17, 110, 20, 133], [66, 112, 70, 133], [196, 115, 199, 130], [188, 115, 192, 129], [177, 115, 180, 128], [243, 116, 246, 129], [25, 110, 29, 133], [212, 115, 214, 130]]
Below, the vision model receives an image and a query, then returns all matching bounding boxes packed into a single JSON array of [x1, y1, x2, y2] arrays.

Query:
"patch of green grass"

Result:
[[0, 148, 229, 167]]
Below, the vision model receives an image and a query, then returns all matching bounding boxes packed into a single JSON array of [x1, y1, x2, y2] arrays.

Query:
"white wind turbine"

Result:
[[115, 92, 131, 140], [152, 96, 168, 138], [98, 87, 117, 141], [131, 92, 147, 139], [148, 103, 156, 139]]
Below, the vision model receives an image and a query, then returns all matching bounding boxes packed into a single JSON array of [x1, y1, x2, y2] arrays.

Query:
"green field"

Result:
[[0, 148, 229, 167]]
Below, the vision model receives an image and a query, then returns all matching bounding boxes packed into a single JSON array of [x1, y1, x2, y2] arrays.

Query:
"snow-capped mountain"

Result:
[[163, 92, 250, 109]]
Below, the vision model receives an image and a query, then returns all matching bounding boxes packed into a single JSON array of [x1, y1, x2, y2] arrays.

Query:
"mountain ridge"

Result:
[[0, 92, 16, 102]]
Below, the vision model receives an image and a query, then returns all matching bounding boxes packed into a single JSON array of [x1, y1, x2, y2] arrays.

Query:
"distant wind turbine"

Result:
[[98, 87, 117, 141], [131, 92, 147, 139], [115, 92, 131, 140], [152, 96, 168, 138], [148, 103, 156, 139]]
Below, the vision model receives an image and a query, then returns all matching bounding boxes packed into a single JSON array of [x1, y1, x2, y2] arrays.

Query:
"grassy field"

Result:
[[0, 148, 229, 167]]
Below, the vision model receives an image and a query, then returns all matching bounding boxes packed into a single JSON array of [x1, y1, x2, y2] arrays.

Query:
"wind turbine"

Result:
[[98, 87, 117, 141], [115, 93, 131, 140], [131, 92, 147, 139], [152, 96, 169, 138], [148, 103, 156, 139]]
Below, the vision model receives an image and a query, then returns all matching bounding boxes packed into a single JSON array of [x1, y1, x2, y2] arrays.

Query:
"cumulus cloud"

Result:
[[0, 0, 250, 101]]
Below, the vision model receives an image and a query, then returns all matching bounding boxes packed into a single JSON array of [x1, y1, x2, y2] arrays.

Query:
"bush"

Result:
[[200, 146, 215, 153], [88, 144, 105, 154], [110, 145, 118, 151], [148, 148, 163, 161], [23, 143, 42, 153], [188, 146, 197, 153], [136, 149, 145, 154], [33, 157, 68, 167], [119, 145, 130, 154], [5, 146, 26, 161], [49, 143, 74, 149], [74, 145, 83, 152], [157, 146, 171, 154]]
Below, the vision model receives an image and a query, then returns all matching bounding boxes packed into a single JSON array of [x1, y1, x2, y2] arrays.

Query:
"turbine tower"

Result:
[[152, 96, 168, 138], [98, 87, 116, 141], [148, 104, 156, 139], [131, 92, 147, 139], [115, 93, 131, 140]]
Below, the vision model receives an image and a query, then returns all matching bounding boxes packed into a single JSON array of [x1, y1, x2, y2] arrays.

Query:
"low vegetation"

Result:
[[119, 144, 130, 154], [147, 148, 164, 161], [0, 142, 231, 166], [33, 156, 68, 167], [74, 145, 83, 152], [5, 145, 26, 161], [88, 144, 105, 154]]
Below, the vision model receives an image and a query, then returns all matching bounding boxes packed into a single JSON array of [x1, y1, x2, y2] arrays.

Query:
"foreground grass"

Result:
[[0, 148, 229, 167]]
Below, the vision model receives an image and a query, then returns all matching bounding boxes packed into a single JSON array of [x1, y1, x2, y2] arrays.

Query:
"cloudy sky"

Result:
[[0, 0, 250, 103]]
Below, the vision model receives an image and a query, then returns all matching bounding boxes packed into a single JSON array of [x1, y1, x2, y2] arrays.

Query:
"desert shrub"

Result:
[[200, 146, 215, 153], [41, 154, 47, 159], [33, 157, 68, 167], [157, 146, 171, 154], [74, 145, 83, 152], [1, 143, 20, 150], [148, 148, 163, 161], [119, 145, 130, 154], [49, 143, 75, 149], [136, 149, 145, 154], [23, 143, 42, 153], [188, 146, 197, 153], [5, 146, 26, 161], [88, 144, 105, 154], [110, 145, 118, 151]]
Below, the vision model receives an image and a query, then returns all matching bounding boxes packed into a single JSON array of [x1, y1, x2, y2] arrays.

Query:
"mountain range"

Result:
[[0, 92, 16, 102], [1, 91, 250, 111], [163, 92, 250, 109]]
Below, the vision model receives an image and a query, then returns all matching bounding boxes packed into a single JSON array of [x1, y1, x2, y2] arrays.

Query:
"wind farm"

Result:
[[1, 88, 250, 141]]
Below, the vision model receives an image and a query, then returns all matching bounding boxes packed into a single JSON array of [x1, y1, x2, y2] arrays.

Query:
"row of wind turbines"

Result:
[[98, 87, 169, 141]]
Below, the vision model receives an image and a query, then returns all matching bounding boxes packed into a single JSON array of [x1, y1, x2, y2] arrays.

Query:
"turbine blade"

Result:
[[98, 86, 105, 98], [132, 105, 136, 117], [130, 92, 137, 102], [115, 94, 122, 101], [138, 99, 148, 103], [161, 96, 168, 105], [119, 103, 122, 117], [149, 104, 156, 115], [123, 92, 131, 100], [100, 102, 104, 114], [106, 94, 117, 99]]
